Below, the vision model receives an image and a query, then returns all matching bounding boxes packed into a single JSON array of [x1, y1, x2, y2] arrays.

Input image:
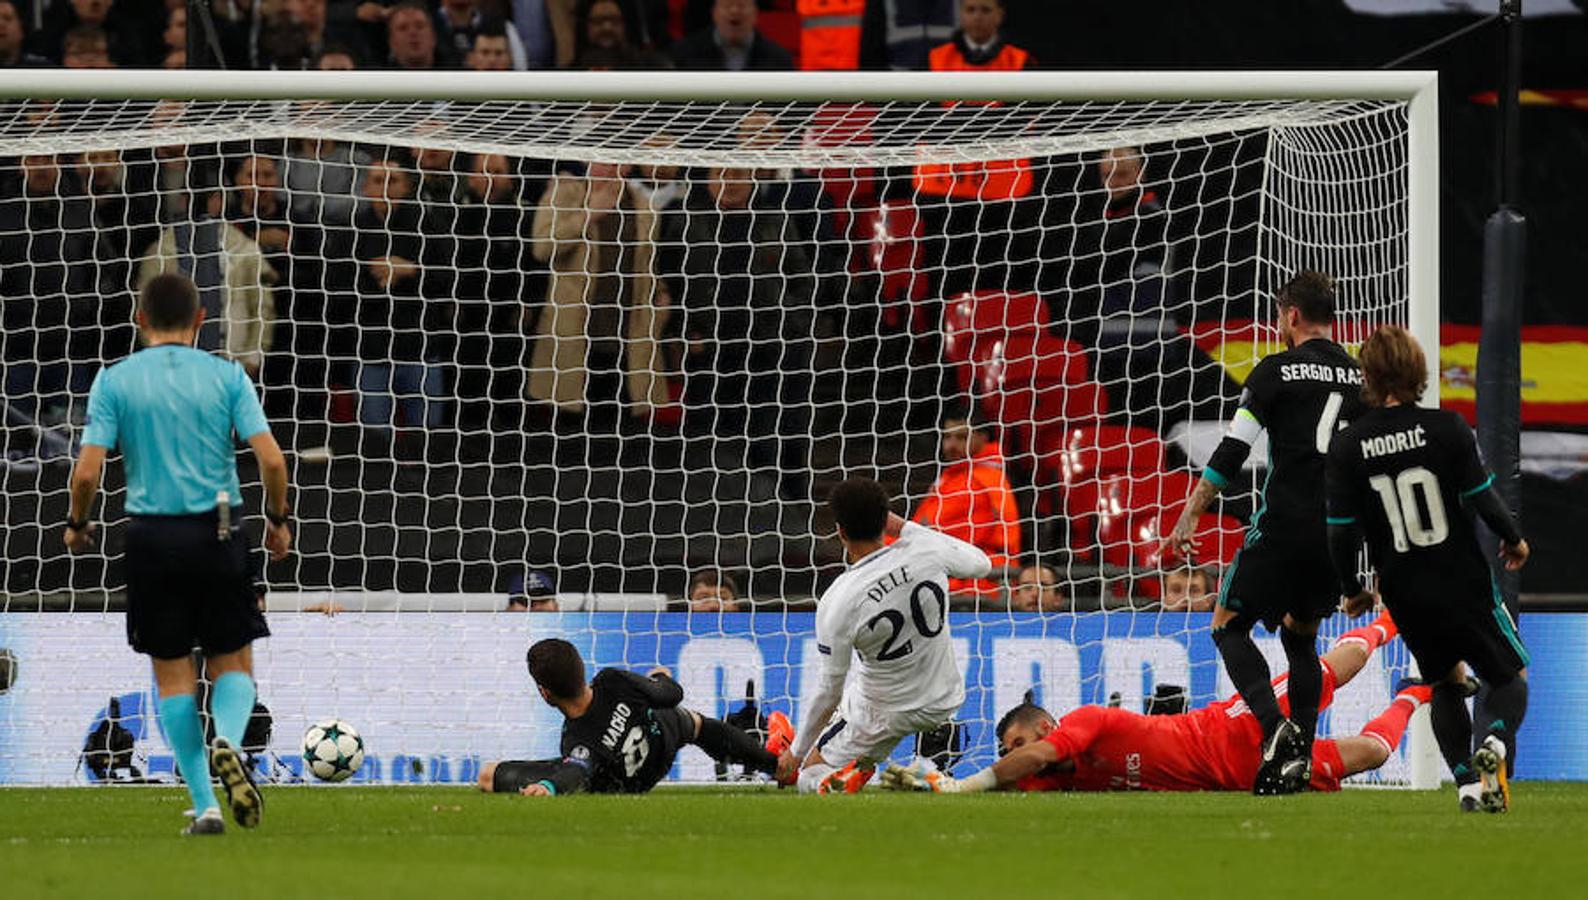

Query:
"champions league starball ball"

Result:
[[302, 719, 365, 782]]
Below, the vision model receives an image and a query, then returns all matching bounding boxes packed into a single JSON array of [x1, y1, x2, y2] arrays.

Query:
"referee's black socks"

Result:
[[693, 716, 778, 774], [1279, 626, 1323, 744], [1212, 624, 1282, 737]]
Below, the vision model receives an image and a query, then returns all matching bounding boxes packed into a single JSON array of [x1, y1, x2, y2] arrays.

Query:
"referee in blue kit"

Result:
[[65, 273, 292, 835]]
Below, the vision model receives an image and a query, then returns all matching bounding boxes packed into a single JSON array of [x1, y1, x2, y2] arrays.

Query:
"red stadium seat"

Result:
[[944, 290, 1051, 334], [1037, 424, 1168, 489], [867, 201, 928, 329], [983, 381, 1106, 455], [1059, 478, 1107, 559], [810, 103, 880, 240], [1033, 423, 1163, 530], [1133, 512, 1244, 570], [820, 169, 878, 242], [1093, 471, 1201, 566], [972, 330, 1088, 401], [1101, 470, 1200, 520]]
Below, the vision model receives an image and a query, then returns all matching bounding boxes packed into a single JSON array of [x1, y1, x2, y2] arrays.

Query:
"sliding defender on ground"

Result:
[[790, 477, 992, 794], [1166, 270, 1365, 795], [883, 614, 1426, 793], [1325, 326, 1530, 814], [64, 274, 293, 834], [480, 639, 795, 796]]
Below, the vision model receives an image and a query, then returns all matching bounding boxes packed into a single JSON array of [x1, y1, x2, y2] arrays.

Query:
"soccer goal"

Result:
[[0, 69, 1439, 788]]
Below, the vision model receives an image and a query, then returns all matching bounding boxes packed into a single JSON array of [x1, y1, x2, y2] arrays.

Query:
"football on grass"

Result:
[[302, 719, 365, 782]]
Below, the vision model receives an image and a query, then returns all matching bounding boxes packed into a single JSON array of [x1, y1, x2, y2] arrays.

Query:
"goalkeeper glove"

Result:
[[880, 762, 960, 793]]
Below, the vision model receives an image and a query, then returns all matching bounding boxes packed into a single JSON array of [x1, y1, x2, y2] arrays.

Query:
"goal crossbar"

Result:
[[0, 69, 1437, 103]]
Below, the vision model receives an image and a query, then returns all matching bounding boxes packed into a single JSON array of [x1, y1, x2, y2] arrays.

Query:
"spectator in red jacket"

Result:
[[910, 411, 1021, 596]]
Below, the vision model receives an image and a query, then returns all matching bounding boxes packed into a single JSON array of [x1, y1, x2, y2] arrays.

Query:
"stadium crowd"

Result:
[[3, 0, 1246, 608], [0, 0, 1003, 74]]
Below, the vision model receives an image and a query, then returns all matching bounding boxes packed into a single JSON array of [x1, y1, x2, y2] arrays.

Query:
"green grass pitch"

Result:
[[3, 784, 1586, 899]]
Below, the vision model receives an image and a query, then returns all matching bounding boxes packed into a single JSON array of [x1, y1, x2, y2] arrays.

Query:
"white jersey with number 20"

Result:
[[813, 522, 992, 713]]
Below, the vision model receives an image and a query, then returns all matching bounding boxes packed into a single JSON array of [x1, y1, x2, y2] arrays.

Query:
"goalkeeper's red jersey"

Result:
[[1015, 662, 1343, 793]]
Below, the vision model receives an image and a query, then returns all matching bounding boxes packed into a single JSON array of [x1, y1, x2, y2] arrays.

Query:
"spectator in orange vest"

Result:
[[915, 0, 1039, 298], [928, 0, 1030, 72], [910, 411, 1021, 596]]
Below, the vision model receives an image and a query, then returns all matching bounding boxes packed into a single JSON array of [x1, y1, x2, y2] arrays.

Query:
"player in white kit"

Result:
[[792, 477, 993, 794]]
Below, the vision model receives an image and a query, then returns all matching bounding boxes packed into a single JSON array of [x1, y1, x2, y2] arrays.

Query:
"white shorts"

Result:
[[814, 696, 957, 770]]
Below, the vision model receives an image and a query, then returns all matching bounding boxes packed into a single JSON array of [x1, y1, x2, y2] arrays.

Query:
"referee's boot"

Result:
[[182, 808, 225, 836], [211, 736, 264, 828], [1470, 735, 1510, 813]]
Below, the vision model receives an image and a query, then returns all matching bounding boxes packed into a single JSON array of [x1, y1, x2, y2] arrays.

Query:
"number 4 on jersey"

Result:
[[1315, 392, 1347, 454]]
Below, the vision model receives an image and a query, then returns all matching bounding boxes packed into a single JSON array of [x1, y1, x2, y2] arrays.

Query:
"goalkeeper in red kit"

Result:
[[884, 613, 1429, 793]]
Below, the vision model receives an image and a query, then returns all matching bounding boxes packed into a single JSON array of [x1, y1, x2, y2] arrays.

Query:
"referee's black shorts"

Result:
[[1218, 532, 1339, 631], [124, 513, 269, 660]]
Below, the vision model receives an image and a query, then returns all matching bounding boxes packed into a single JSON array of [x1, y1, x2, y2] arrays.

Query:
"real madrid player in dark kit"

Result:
[[64, 274, 293, 835], [1325, 326, 1529, 813], [1165, 271, 1363, 794], [480, 639, 797, 796]]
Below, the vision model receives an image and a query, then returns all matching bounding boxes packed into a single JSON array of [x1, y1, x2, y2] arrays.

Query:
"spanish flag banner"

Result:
[[1439, 325, 1588, 427], [1185, 320, 1588, 427]]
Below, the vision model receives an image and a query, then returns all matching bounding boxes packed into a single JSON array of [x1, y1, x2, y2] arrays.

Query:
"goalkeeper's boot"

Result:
[[817, 762, 874, 795], [182, 808, 225, 836], [1470, 735, 1510, 813], [211, 736, 263, 829]]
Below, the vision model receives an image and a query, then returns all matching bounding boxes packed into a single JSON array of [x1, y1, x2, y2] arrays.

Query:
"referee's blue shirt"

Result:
[[80, 345, 271, 516]]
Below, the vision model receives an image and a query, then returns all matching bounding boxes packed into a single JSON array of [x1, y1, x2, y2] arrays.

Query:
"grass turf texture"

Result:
[[3, 785, 1585, 898]]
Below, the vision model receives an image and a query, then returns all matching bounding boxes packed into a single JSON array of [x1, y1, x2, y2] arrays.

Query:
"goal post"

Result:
[[0, 69, 1440, 788]]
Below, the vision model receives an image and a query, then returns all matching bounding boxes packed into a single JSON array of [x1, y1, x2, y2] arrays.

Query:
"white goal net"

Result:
[[0, 71, 1437, 787]]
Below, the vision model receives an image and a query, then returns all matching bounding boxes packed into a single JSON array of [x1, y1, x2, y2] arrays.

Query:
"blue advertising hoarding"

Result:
[[0, 611, 1581, 784]]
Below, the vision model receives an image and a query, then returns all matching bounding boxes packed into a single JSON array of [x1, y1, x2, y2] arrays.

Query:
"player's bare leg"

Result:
[[204, 647, 263, 828], [478, 762, 500, 793], [152, 655, 224, 834]]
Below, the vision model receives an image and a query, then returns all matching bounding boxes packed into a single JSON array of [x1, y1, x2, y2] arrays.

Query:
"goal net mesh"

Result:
[[0, 90, 1421, 786]]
